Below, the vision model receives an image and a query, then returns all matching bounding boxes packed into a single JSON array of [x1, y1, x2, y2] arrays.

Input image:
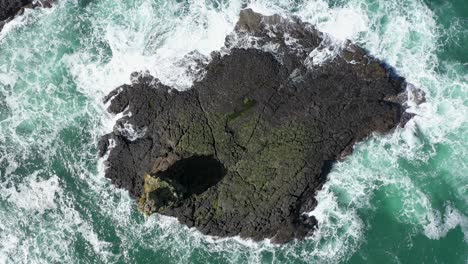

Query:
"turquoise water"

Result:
[[0, 0, 466, 263]]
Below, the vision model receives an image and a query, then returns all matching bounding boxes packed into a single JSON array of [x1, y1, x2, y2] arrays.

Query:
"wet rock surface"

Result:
[[100, 9, 415, 243], [0, 0, 32, 21], [0, 0, 54, 32]]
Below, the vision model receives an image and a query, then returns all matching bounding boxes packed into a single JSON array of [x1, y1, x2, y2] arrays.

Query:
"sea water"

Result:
[[0, 0, 466, 263]]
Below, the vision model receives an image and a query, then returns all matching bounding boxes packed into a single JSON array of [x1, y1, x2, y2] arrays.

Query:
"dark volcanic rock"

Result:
[[0, 0, 54, 31], [100, 9, 414, 243], [0, 0, 32, 21]]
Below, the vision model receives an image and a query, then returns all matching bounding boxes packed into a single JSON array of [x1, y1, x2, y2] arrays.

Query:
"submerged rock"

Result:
[[100, 9, 418, 243]]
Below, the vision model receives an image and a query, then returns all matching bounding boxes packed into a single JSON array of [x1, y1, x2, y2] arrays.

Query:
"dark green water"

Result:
[[0, 0, 466, 263]]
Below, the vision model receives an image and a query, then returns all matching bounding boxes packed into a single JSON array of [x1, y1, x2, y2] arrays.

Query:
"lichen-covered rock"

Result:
[[99, 9, 415, 243]]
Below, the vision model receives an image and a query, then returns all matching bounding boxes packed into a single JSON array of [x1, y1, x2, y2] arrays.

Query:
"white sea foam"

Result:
[[305, 35, 340, 66], [65, 0, 243, 95], [117, 122, 147, 141], [2, 174, 61, 213], [423, 205, 468, 241]]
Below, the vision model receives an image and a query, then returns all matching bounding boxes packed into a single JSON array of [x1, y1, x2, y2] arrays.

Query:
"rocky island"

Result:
[[99, 9, 420, 243]]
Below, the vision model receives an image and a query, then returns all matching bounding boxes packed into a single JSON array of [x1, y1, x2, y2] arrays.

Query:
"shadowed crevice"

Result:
[[157, 155, 226, 197]]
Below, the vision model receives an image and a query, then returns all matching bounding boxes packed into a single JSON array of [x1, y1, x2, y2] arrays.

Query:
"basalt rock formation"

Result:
[[99, 9, 418, 243], [0, 0, 54, 32]]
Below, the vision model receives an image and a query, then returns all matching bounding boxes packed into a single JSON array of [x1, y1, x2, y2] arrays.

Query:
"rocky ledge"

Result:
[[99, 9, 422, 243], [0, 0, 54, 32]]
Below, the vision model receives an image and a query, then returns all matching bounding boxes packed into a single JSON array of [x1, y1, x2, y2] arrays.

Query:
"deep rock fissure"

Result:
[[158, 155, 226, 197]]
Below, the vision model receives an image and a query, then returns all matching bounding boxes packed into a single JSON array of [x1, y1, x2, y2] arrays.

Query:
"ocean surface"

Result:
[[0, 0, 466, 263]]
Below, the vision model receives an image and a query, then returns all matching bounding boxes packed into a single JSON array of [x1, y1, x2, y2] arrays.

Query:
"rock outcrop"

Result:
[[99, 9, 416, 243], [0, 0, 54, 32]]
